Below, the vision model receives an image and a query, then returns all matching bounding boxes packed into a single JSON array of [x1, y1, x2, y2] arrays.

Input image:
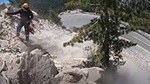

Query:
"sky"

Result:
[[0, 0, 9, 4]]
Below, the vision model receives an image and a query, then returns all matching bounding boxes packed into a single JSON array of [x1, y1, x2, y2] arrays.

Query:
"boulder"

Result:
[[53, 68, 88, 84], [3, 49, 58, 84], [28, 49, 58, 84], [54, 67, 104, 84]]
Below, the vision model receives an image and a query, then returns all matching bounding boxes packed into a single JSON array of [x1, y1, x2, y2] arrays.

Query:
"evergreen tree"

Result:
[[65, 0, 150, 33], [64, 0, 136, 68], [127, 0, 150, 33]]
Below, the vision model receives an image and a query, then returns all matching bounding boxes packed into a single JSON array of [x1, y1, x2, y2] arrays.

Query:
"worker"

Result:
[[6, 3, 34, 42]]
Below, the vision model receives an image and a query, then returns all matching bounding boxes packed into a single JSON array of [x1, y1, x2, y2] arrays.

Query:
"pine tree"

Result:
[[127, 0, 150, 33], [64, 0, 136, 69]]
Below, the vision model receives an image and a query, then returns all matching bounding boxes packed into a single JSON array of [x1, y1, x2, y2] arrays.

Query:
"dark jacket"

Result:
[[6, 8, 34, 21]]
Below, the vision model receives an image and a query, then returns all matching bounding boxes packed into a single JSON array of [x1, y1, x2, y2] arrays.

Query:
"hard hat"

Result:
[[23, 3, 29, 9]]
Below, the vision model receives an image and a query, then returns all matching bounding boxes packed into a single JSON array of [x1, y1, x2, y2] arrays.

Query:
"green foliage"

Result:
[[64, 0, 137, 68], [126, 0, 150, 33], [130, 12, 150, 33], [29, 0, 69, 14], [65, 0, 96, 11], [49, 10, 61, 24], [8, 0, 69, 23], [9, 0, 29, 7]]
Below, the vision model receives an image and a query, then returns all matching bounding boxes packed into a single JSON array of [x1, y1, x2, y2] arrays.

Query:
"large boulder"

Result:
[[3, 49, 58, 84], [54, 67, 104, 84]]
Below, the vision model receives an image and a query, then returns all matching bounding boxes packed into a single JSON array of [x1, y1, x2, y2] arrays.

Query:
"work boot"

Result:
[[13, 36, 20, 42], [24, 39, 29, 46], [25, 35, 29, 41]]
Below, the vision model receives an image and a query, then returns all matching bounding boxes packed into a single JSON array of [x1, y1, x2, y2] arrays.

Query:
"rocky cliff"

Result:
[[0, 3, 104, 84], [1, 2, 150, 84]]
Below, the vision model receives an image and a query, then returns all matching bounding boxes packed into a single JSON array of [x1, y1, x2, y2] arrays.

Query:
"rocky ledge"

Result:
[[0, 3, 106, 84]]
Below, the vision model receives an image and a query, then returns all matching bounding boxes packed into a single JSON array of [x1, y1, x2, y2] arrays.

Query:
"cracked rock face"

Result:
[[0, 4, 58, 84], [2, 49, 58, 84], [0, 3, 104, 84]]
